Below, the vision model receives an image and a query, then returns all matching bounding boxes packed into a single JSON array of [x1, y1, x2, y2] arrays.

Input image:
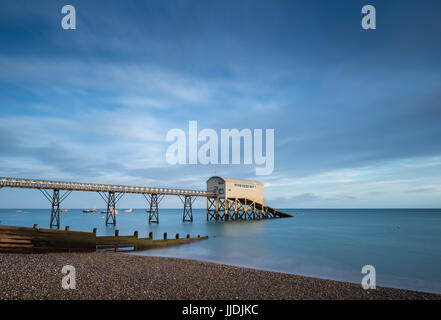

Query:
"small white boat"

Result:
[[101, 210, 118, 215], [123, 208, 133, 213]]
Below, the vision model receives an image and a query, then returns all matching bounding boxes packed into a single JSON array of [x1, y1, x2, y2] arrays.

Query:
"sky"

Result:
[[0, 0, 440, 209]]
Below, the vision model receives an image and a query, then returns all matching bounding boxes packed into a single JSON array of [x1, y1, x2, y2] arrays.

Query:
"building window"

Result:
[[234, 183, 256, 189]]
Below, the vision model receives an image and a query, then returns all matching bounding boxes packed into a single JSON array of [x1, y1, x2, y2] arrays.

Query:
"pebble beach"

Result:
[[0, 252, 439, 300]]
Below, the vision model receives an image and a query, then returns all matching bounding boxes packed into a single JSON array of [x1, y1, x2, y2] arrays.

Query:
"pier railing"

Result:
[[0, 177, 213, 197]]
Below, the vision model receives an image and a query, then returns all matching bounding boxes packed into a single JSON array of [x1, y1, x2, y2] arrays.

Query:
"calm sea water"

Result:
[[1, 208, 441, 294]]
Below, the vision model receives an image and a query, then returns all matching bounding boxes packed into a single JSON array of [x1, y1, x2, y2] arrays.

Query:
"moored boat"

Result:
[[101, 210, 118, 215]]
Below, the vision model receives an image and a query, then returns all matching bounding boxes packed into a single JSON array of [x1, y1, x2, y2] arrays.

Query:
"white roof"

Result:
[[207, 176, 263, 186]]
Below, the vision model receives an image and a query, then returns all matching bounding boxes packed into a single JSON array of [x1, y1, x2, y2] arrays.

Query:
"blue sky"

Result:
[[0, 0, 440, 208]]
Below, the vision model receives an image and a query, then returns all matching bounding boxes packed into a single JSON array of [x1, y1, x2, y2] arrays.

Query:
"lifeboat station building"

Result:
[[206, 176, 289, 221]]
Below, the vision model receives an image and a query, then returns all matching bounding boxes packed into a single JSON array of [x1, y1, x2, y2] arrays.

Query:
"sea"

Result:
[[1, 208, 440, 294]]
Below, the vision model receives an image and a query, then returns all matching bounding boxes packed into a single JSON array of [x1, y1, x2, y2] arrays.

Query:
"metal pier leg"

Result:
[[106, 192, 117, 225], [144, 193, 162, 223], [50, 189, 60, 228], [39, 189, 72, 229], [182, 195, 193, 222], [98, 191, 123, 226]]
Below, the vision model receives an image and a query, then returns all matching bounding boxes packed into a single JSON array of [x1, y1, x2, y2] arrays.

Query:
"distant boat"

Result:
[[91, 208, 99, 213], [83, 209, 92, 213], [61, 209, 69, 213], [16, 210, 23, 213], [101, 210, 118, 215], [123, 208, 133, 213]]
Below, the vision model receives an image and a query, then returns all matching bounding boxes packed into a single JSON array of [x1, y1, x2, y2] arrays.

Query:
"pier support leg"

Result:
[[207, 197, 218, 221], [206, 197, 209, 221], [225, 198, 235, 221], [245, 200, 254, 220], [144, 193, 163, 223], [98, 191, 123, 226], [218, 198, 226, 221], [224, 198, 229, 221], [236, 199, 246, 220], [106, 192, 117, 225], [256, 205, 262, 220], [181, 195, 193, 222], [39, 189, 72, 229], [50, 189, 60, 229], [243, 200, 248, 220]]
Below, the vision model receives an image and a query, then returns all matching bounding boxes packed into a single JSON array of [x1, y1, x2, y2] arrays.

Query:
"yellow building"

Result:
[[206, 176, 264, 205]]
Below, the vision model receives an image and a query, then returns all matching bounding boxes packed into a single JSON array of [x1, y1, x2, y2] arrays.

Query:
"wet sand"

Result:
[[0, 252, 439, 300]]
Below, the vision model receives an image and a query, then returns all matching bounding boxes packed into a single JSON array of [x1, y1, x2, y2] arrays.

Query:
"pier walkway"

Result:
[[0, 176, 291, 229]]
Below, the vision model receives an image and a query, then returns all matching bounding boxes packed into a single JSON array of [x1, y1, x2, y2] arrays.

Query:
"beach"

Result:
[[0, 252, 439, 300]]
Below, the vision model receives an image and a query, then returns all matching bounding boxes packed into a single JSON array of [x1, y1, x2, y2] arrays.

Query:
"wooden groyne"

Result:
[[0, 225, 208, 253]]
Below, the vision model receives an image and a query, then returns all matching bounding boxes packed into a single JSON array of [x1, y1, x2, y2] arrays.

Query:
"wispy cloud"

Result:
[[1, 1, 441, 207]]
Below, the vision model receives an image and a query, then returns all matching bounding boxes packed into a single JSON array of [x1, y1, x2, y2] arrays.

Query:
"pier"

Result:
[[0, 176, 291, 229]]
